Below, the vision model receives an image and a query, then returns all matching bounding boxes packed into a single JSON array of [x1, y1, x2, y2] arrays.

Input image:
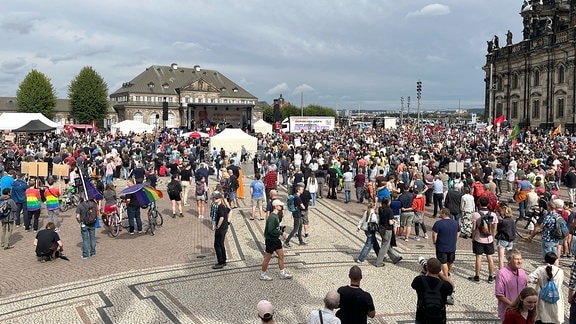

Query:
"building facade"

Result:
[[485, 1, 576, 131], [110, 64, 258, 130]]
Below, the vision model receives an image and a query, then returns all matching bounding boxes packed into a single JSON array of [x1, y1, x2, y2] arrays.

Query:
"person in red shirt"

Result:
[[263, 166, 277, 199], [502, 287, 537, 324]]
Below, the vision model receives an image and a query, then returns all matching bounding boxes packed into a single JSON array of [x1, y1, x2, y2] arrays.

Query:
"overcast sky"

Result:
[[0, 1, 525, 111]]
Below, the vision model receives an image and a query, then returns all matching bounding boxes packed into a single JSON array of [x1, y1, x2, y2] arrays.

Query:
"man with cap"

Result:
[[284, 182, 306, 248], [260, 199, 293, 280], [257, 299, 276, 323]]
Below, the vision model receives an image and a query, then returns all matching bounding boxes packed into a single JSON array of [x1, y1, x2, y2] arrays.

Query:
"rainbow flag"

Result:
[[509, 124, 520, 141]]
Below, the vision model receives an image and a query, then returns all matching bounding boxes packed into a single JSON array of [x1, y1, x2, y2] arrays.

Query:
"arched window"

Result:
[[511, 74, 519, 89], [133, 112, 143, 123], [533, 70, 540, 86], [167, 113, 176, 128], [558, 66, 566, 83]]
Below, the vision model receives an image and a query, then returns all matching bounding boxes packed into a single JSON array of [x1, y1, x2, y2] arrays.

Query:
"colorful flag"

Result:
[[511, 138, 517, 149], [509, 124, 520, 141], [493, 114, 505, 126], [551, 124, 561, 138]]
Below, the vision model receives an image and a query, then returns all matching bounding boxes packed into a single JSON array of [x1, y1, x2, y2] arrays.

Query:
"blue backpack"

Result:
[[286, 195, 296, 212], [540, 270, 560, 304]]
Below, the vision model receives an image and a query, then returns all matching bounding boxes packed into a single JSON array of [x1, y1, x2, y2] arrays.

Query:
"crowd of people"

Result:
[[4, 121, 576, 322]]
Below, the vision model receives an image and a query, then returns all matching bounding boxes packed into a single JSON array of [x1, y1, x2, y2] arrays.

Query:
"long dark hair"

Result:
[[506, 287, 537, 321], [544, 252, 558, 280]]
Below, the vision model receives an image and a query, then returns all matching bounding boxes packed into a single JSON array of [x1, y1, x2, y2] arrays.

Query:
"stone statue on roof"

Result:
[[506, 30, 513, 46]]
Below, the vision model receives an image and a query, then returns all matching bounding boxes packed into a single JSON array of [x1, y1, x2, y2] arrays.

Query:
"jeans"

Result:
[[285, 217, 304, 244], [105, 174, 113, 185], [356, 187, 364, 202], [433, 193, 444, 216], [357, 230, 380, 262], [376, 229, 402, 266], [542, 239, 559, 258], [81, 224, 96, 257], [310, 193, 316, 206], [14, 202, 26, 226], [519, 200, 527, 219], [127, 205, 142, 233], [47, 209, 60, 229], [26, 209, 40, 231], [344, 190, 351, 203]]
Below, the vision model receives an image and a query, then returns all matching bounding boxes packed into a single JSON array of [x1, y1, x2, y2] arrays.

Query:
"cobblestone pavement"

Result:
[[0, 169, 573, 323]]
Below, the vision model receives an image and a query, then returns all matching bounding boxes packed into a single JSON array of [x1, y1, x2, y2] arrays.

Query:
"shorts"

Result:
[[301, 210, 309, 225], [400, 211, 414, 227], [196, 195, 206, 201], [169, 193, 181, 201], [265, 239, 283, 254], [435, 251, 456, 264], [472, 240, 495, 255], [496, 239, 514, 249], [251, 197, 263, 208], [228, 191, 237, 200]]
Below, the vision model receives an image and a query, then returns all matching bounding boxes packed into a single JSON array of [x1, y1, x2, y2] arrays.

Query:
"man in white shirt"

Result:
[[307, 291, 341, 324]]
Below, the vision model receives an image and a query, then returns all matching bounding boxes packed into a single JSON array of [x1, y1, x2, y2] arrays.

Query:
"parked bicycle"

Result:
[[59, 187, 82, 212], [106, 200, 128, 238], [145, 201, 163, 236]]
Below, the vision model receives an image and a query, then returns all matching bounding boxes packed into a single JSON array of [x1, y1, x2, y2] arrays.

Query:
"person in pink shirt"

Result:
[[495, 249, 528, 320]]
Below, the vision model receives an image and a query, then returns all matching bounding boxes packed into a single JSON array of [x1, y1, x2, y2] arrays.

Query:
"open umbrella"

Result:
[[188, 131, 209, 139], [120, 184, 163, 206]]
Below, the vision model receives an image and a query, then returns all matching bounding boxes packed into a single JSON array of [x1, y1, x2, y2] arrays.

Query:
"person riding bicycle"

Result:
[[102, 183, 118, 226]]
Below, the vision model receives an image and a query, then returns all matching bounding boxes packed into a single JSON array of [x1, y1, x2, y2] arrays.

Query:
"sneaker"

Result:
[[468, 275, 480, 282], [130, 232, 135, 235], [299, 241, 307, 246], [138, 231, 143, 234], [488, 275, 495, 283], [355, 260, 366, 264], [280, 272, 293, 279], [414, 236, 420, 241], [16, 225, 20, 228], [260, 273, 273, 281], [81, 256, 88, 260], [172, 214, 176, 218], [446, 294, 455, 305], [424, 234, 429, 239], [283, 243, 291, 249], [304, 233, 309, 238], [404, 238, 409, 242], [179, 213, 184, 217], [393, 256, 403, 264]]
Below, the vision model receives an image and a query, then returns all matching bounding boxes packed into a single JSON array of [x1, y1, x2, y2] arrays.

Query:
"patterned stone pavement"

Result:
[[0, 173, 573, 323]]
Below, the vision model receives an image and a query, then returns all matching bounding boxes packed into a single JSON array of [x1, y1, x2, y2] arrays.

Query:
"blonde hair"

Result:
[[502, 206, 513, 218]]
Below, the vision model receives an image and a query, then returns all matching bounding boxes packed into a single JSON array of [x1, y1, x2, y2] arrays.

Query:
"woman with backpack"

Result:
[[528, 252, 564, 324], [195, 176, 207, 219], [167, 174, 183, 218]]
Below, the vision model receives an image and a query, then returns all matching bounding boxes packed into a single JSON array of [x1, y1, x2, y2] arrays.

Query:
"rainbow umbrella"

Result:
[[120, 184, 163, 206]]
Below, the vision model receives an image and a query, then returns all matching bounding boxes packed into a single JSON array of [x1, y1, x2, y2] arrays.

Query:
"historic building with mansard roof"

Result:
[[485, 1, 576, 131], [110, 63, 258, 130]]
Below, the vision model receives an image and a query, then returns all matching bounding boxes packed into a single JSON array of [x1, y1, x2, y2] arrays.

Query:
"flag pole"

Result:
[[77, 165, 89, 201]]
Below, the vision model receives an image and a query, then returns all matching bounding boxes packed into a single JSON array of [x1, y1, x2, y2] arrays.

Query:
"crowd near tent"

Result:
[[110, 120, 155, 135], [0, 113, 61, 132], [253, 119, 273, 135], [209, 128, 257, 156]]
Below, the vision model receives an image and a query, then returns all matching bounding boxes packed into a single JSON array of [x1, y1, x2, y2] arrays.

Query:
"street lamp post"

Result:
[[400, 97, 405, 126], [416, 80, 422, 128]]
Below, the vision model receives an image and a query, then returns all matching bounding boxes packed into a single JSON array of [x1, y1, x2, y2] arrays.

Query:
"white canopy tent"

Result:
[[253, 119, 273, 134], [110, 120, 154, 135], [209, 128, 257, 156], [0, 113, 61, 132]]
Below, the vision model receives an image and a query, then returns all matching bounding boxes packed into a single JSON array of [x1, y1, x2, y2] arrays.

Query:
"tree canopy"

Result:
[[262, 104, 338, 122], [68, 66, 109, 124], [16, 69, 57, 118]]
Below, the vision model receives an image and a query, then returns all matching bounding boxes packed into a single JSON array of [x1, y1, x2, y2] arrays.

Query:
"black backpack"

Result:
[[82, 201, 98, 226], [418, 276, 445, 322], [167, 181, 179, 195], [0, 198, 11, 220]]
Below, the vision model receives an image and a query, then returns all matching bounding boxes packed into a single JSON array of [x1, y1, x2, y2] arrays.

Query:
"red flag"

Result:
[[91, 120, 98, 133], [209, 126, 215, 137], [493, 114, 505, 126], [511, 138, 517, 149]]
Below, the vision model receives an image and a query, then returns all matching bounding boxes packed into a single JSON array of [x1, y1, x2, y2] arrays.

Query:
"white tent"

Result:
[[253, 119, 273, 134], [209, 128, 257, 156], [110, 120, 154, 135], [0, 113, 60, 131]]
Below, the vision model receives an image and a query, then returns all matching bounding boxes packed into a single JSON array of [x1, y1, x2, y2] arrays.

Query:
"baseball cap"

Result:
[[272, 199, 284, 207], [296, 182, 305, 188], [257, 300, 274, 320]]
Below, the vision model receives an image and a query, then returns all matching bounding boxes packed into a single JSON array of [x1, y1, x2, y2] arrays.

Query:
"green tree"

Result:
[[16, 69, 57, 118], [262, 104, 337, 122], [68, 66, 108, 124]]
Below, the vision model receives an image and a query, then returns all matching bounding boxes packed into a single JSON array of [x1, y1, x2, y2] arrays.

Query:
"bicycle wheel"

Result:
[[154, 210, 164, 227], [148, 214, 156, 236], [109, 213, 120, 238], [59, 202, 69, 212], [515, 217, 533, 240]]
